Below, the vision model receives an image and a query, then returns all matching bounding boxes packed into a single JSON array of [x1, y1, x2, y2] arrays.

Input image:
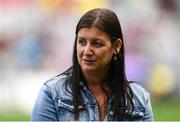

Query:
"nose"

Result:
[[84, 44, 93, 56]]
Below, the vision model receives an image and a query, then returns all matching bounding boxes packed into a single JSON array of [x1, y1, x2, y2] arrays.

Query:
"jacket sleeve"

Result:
[[31, 84, 58, 121], [143, 93, 154, 121]]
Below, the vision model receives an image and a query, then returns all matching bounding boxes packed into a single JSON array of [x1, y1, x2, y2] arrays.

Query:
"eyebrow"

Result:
[[77, 36, 104, 41]]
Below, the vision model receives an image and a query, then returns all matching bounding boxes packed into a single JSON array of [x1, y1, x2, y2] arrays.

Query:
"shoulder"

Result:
[[41, 73, 72, 100], [44, 74, 68, 88], [130, 82, 149, 96], [129, 82, 150, 106]]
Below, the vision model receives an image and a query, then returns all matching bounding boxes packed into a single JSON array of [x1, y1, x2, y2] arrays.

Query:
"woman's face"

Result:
[[76, 26, 117, 74]]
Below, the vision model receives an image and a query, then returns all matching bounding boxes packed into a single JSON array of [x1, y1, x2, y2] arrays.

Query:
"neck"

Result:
[[82, 70, 108, 97], [82, 70, 107, 86]]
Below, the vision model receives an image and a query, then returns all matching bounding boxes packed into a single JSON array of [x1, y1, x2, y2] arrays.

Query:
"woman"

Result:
[[31, 8, 154, 121]]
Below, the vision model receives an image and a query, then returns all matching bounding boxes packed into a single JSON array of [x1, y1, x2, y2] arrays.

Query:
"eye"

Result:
[[78, 38, 87, 46], [93, 40, 104, 48]]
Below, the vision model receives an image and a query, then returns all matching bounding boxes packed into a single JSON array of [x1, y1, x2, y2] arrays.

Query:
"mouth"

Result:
[[83, 59, 96, 64]]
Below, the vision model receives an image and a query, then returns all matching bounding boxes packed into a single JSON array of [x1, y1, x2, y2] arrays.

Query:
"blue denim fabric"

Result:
[[31, 74, 154, 121]]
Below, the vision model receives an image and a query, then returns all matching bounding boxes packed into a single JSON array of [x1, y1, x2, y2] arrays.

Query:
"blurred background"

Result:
[[0, 0, 180, 121]]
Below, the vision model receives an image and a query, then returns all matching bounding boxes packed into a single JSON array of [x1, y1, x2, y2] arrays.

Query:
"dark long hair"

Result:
[[63, 8, 134, 120]]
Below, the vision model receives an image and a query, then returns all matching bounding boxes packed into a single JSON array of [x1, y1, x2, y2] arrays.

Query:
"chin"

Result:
[[82, 66, 97, 72]]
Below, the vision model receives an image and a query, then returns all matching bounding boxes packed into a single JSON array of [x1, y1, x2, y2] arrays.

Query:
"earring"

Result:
[[114, 55, 118, 61], [117, 48, 120, 53]]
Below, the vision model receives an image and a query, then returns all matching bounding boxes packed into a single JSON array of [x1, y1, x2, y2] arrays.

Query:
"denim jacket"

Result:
[[31, 74, 154, 121]]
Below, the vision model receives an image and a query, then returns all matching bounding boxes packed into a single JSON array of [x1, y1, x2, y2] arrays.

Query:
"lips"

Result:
[[83, 59, 96, 64]]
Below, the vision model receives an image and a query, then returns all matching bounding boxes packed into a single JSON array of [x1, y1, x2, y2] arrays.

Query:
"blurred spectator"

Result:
[[16, 33, 44, 70]]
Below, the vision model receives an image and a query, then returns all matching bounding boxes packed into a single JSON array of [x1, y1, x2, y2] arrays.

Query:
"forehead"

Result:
[[77, 26, 110, 40]]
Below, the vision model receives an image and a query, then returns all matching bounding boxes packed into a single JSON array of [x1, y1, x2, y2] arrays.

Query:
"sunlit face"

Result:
[[76, 26, 117, 74]]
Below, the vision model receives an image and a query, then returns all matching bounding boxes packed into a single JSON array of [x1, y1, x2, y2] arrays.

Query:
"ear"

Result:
[[113, 38, 122, 54]]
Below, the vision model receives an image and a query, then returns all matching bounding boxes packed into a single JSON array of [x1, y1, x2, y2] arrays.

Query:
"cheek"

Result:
[[98, 49, 113, 62], [105, 53, 113, 62]]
